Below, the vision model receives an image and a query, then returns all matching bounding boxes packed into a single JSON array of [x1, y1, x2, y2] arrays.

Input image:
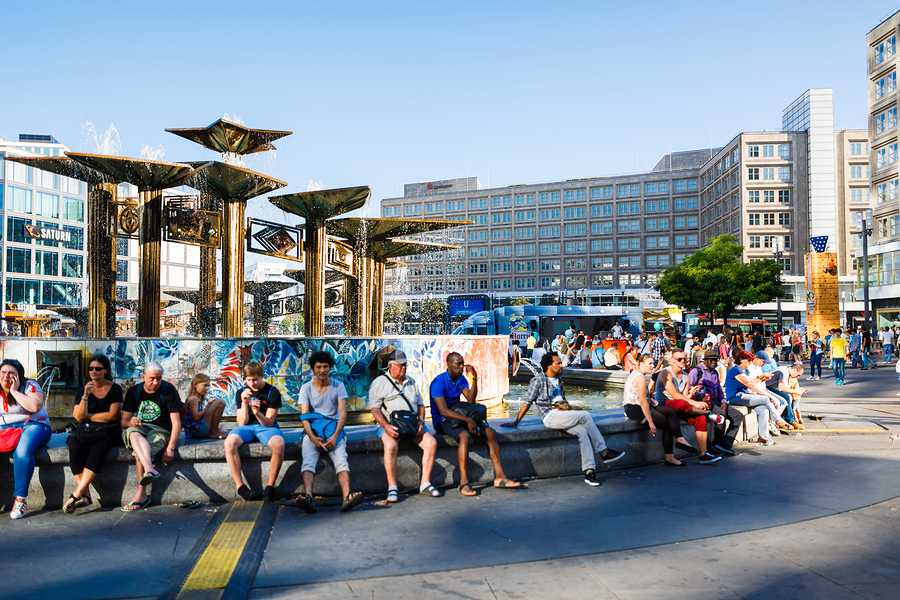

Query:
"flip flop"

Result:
[[139, 471, 160, 486], [458, 483, 477, 496], [341, 491, 365, 512], [493, 478, 527, 490], [121, 498, 151, 512]]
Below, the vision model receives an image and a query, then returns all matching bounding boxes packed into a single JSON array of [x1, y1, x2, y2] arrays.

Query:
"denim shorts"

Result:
[[185, 419, 211, 439], [230, 424, 283, 445]]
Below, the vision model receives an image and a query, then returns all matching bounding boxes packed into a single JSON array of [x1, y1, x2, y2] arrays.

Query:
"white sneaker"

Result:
[[806, 376, 815, 380], [707, 413, 726, 425], [814, 376, 821, 380], [10, 497, 26, 520]]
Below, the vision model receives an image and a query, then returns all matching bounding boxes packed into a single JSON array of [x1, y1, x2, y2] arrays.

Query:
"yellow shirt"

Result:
[[830, 337, 848, 359]]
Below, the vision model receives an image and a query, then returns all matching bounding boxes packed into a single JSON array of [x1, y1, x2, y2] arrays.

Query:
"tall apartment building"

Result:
[[859, 13, 900, 325], [0, 136, 88, 315], [382, 153, 711, 302], [384, 89, 868, 321]]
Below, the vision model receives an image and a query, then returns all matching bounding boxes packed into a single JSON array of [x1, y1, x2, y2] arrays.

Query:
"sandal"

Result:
[[121, 498, 151, 512], [294, 494, 317, 514], [63, 494, 79, 514], [341, 491, 364, 512], [458, 483, 477, 496], [419, 483, 442, 498], [386, 488, 399, 503], [73, 495, 92, 509], [493, 478, 527, 490], [139, 471, 160, 487]]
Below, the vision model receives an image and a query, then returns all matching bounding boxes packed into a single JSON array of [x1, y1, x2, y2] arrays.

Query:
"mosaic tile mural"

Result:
[[0, 336, 509, 419]]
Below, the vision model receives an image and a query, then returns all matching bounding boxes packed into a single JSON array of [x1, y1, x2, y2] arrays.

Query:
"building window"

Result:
[[749, 214, 760, 225], [748, 191, 759, 203], [748, 146, 759, 158], [851, 142, 863, 155], [764, 191, 775, 203], [748, 168, 759, 180], [877, 113, 887, 134], [777, 167, 790, 181], [762, 145, 774, 157], [763, 213, 776, 226], [7, 248, 31, 273], [762, 168, 774, 180], [34, 250, 58, 276], [749, 236, 760, 248], [778, 144, 790, 159], [779, 213, 791, 226]]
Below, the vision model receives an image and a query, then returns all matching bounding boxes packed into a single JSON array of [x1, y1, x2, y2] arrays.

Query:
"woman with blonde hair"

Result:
[[183, 374, 227, 439]]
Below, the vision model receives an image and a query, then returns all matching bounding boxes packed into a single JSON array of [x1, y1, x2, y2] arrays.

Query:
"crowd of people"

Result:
[[1, 321, 890, 518]]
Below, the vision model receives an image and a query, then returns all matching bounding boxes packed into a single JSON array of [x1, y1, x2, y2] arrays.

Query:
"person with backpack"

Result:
[[119, 361, 182, 511], [223, 361, 285, 502]]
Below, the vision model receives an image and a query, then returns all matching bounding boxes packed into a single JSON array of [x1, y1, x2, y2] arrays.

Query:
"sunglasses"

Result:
[[1, 359, 21, 367], [673, 357, 686, 362], [88, 366, 106, 372]]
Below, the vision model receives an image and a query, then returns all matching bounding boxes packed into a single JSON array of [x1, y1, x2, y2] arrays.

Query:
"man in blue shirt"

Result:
[[430, 352, 524, 496]]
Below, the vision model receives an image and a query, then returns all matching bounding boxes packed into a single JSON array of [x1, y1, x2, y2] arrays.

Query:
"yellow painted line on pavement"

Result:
[[176, 501, 262, 597]]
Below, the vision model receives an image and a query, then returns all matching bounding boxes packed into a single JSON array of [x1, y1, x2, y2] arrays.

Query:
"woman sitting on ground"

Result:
[[624, 354, 697, 466], [183, 374, 227, 440], [64, 355, 123, 513], [0, 358, 51, 519], [724, 351, 786, 446]]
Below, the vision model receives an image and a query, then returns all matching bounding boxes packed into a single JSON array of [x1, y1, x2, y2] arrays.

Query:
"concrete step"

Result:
[[2, 407, 760, 510]]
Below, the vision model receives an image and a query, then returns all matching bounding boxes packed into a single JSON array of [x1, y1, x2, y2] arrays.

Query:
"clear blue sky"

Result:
[[1, 0, 896, 222]]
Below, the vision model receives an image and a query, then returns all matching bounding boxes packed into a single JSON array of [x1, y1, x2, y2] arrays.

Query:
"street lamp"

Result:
[[857, 209, 873, 332], [773, 237, 784, 332], [841, 290, 846, 327]]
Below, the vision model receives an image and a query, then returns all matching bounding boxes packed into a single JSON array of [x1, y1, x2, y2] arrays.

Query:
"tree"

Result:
[[508, 297, 532, 306], [421, 299, 447, 333], [383, 300, 411, 334], [655, 235, 785, 336]]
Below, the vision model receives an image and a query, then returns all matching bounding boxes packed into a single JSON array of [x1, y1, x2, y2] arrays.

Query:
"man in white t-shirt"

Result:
[[296, 350, 364, 514], [531, 342, 547, 365], [882, 327, 895, 364], [611, 322, 623, 339], [369, 349, 441, 502]]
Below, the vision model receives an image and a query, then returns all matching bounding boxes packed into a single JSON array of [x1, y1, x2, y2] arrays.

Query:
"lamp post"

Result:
[[773, 237, 783, 332], [857, 209, 873, 332], [841, 290, 847, 327]]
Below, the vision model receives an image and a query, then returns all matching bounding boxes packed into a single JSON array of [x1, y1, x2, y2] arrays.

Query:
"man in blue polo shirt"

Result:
[[430, 352, 525, 496]]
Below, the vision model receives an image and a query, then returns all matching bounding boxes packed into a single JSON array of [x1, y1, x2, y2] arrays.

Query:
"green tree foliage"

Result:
[[383, 300, 411, 324], [508, 297, 532, 306], [655, 235, 784, 335], [421, 299, 447, 331]]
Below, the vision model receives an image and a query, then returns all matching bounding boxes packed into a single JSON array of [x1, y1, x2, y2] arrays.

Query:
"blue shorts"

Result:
[[185, 419, 211, 439], [230, 424, 283, 446]]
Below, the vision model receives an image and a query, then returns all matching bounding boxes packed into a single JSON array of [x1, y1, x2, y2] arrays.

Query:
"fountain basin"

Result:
[[0, 336, 509, 430]]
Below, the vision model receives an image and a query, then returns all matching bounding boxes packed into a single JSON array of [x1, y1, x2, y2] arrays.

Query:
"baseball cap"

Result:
[[390, 349, 408, 365], [686, 333, 693, 339], [755, 351, 769, 361]]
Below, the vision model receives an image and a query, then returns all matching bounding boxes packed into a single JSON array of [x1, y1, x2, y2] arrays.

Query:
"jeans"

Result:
[[3, 421, 52, 498], [543, 410, 607, 472], [833, 358, 845, 381], [810, 352, 822, 377], [769, 389, 793, 423], [710, 404, 744, 449], [884, 344, 893, 363], [861, 351, 876, 369], [729, 392, 771, 439]]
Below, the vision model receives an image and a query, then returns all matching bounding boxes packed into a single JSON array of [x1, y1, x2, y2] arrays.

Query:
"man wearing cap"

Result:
[[683, 333, 695, 358], [369, 349, 441, 502], [688, 350, 743, 455]]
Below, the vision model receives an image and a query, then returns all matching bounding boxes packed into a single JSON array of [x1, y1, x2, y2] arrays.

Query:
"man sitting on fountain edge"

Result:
[[430, 352, 525, 496], [502, 352, 624, 486]]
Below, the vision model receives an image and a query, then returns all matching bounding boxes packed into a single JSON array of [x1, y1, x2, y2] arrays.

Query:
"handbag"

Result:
[[74, 421, 116, 444], [0, 413, 30, 452], [449, 402, 488, 432], [382, 375, 420, 440]]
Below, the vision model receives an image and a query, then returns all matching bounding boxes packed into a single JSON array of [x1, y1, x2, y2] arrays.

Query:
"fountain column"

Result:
[[305, 219, 328, 337], [137, 189, 163, 337], [88, 182, 118, 337], [371, 260, 386, 336], [345, 254, 374, 336], [221, 200, 246, 337], [198, 193, 218, 336]]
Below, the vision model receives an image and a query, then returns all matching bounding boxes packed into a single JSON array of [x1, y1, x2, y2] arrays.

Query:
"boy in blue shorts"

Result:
[[224, 361, 285, 501]]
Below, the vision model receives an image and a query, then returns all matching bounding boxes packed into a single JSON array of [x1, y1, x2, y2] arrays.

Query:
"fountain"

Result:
[[268, 187, 371, 336], [64, 153, 196, 337], [4, 155, 121, 337], [243, 281, 295, 337]]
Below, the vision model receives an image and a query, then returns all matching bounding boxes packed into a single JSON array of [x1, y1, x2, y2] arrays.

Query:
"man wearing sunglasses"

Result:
[[688, 350, 743, 455]]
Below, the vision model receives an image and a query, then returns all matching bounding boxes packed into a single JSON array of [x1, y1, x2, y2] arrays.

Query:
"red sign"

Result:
[[426, 182, 452, 190]]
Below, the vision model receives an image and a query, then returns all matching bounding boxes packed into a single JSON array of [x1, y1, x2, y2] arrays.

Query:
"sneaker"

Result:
[[698, 452, 722, 464], [584, 469, 600, 486], [707, 413, 726, 425], [386, 487, 399, 503], [600, 448, 625, 464], [806, 376, 815, 380], [758, 438, 776, 447], [814, 376, 821, 380], [10, 497, 26, 519], [770, 426, 781, 437], [713, 443, 736, 456]]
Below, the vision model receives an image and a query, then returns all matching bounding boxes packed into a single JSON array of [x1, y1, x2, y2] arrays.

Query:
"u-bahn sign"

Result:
[[25, 224, 72, 244], [246, 218, 304, 263]]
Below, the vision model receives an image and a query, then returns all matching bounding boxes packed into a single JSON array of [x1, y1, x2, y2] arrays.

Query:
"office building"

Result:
[[0, 135, 87, 315]]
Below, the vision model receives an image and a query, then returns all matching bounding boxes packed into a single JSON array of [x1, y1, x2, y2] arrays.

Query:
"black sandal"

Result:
[[73, 495, 92, 509], [63, 494, 79, 514]]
